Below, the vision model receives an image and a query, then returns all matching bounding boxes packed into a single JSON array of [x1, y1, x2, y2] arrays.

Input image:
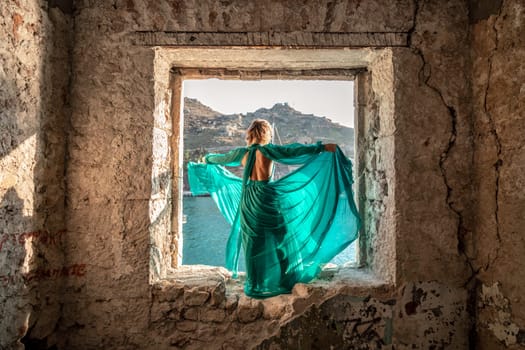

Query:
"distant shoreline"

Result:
[[183, 191, 210, 197]]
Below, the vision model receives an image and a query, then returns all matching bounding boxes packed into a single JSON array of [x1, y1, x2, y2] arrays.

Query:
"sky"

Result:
[[183, 79, 355, 127]]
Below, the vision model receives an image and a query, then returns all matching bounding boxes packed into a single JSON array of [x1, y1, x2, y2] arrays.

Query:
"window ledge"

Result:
[[157, 265, 392, 301]]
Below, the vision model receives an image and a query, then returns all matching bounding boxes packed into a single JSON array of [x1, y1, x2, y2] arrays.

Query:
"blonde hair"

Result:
[[246, 119, 272, 145]]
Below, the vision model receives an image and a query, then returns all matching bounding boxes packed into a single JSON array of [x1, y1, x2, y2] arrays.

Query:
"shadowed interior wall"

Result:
[[471, 0, 525, 347], [1, 1, 72, 349]]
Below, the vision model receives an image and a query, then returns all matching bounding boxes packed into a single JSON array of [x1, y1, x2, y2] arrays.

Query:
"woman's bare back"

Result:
[[242, 150, 273, 181]]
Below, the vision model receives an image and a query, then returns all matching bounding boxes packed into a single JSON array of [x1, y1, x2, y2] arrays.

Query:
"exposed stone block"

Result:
[[152, 283, 184, 302], [182, 307, 200, 321], [209, 282, 226, 306], [183, 288, 210, 306], [225, 293, 239, 312], [237, 296, 263, 323], [201, 309, 226, 323], [262, 297, 287, 320], [176, 320, 199, 333]]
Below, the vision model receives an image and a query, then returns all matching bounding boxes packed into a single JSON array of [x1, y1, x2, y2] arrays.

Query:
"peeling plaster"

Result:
[[479, 283, 525, 346]]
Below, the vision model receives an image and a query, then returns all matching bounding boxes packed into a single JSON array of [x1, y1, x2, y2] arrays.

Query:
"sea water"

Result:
[[182, 196, 356, 270]]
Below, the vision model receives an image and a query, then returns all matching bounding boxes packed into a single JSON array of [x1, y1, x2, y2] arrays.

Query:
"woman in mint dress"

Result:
[[188, 119, 360, 298]]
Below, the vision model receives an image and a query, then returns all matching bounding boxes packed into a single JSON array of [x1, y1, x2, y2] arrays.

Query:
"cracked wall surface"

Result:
[[471, 0, 525, 347], [1, 0, 524, 349], [58, 0, 472, 348], [399, 0, 473, 286]]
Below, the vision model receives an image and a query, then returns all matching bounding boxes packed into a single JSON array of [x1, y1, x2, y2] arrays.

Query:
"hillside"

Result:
[[183, 97, 355, 189], [184, 97, 354, 152]]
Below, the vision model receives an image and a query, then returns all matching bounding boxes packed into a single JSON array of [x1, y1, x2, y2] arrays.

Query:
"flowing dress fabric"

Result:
[[187, 143, 360, 298]]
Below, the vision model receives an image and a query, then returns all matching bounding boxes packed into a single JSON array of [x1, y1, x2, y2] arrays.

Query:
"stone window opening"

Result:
[[150, 48, 395, 294], [179, 74, 358, 271]]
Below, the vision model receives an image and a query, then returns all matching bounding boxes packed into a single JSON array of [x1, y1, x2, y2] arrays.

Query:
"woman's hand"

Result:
[[324, 143, 337, 152]]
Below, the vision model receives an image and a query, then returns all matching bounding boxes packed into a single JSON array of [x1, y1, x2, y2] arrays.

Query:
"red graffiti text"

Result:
[[0, 263, 87, 286], [0, 229, 66, 252]]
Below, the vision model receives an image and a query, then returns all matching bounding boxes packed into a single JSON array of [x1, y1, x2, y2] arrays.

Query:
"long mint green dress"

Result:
[[187, 142, 360, 298]]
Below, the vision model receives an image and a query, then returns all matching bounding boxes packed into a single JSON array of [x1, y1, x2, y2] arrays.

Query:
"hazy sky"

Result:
[[183, 79, 355, 127]]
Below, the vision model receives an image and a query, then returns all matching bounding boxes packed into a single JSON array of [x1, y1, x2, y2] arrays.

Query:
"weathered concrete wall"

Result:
[[2, 0, 524, 348], [471, 0, 525, 347], [0, 0, 72, 349], [357, 51, 397, 284], [0, 0, 72, 348], [61, 3, 155, 348], [54, 0, 475, 349], [397, 0, 473, 286]]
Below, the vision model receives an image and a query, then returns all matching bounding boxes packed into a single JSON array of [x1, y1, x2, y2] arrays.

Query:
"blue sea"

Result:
[[182, 196, 356, 270]]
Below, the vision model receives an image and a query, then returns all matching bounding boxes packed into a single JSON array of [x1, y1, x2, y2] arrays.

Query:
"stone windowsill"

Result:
[[156, 264, 393, 301]]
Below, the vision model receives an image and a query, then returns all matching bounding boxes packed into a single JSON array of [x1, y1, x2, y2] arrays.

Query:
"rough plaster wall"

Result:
[[0, 0, 504, 349], [61, 2, 155, 348], [0, 0, 517, 348], [358, 52, 397, 283], [397, 0, 473, 286], [471, 0, 525, 347], [112, 0, 414, 33], [0, 1, 71, 348], [150, 51, 176, 281], [52, 1, 478, 349]]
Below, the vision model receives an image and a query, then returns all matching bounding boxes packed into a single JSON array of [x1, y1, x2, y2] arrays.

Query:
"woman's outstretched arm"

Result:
[[261, 142, 337, 163], [204, 147, 247, 166]]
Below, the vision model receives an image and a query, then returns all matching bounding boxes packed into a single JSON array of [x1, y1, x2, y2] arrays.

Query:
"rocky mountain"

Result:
[[184, 97, 354, 155], [183, 97, 355, 190]]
